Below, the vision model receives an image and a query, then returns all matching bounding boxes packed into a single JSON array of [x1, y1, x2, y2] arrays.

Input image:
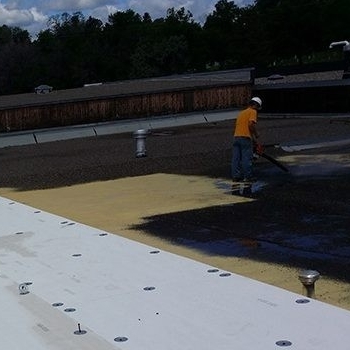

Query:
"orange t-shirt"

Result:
[[233, 107, 257, 138]]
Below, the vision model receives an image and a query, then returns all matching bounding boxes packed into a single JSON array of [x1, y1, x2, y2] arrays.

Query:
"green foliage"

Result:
[[130, 35, 189, 78], [203, 0, 242, 67], [0, 25, 30, 45], [322, 0, 350, 42], [0, 0, 349, 94]]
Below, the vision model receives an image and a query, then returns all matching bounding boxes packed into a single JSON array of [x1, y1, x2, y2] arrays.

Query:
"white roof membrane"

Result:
[[1, 196, 350, 350]]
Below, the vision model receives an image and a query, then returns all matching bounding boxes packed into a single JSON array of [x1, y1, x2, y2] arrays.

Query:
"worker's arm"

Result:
[[249, 120, 259, 141]]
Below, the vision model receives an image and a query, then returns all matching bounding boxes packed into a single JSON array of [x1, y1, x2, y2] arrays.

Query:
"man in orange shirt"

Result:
[[231, 97, 262, 182]]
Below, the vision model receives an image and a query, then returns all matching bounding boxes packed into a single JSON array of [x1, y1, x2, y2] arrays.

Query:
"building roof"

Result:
[[0, 69, 254, 110], [2, 196, 350, 349]]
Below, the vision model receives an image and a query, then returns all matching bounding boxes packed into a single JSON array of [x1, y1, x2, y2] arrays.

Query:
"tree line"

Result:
[[0, 0, 348, 95]]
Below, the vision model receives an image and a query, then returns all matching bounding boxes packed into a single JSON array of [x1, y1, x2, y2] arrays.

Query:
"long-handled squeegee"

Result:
[[254, 144, 289, 173]]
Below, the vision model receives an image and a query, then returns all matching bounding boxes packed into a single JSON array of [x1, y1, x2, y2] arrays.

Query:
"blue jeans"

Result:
[[231, 137, 253, 179]]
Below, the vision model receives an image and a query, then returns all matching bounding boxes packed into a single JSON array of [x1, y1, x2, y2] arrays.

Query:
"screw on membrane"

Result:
[[276, 340, 292, 347], [60, 221, 76, 226], [219, 272, 231, 277], [295, 299, 310, 304], [74, 323, 87, 335], [64, 308, 76, 312], [114, 337, 128, 342], [52, 302, 64, 307], [207, 269, 219, 273], [143, 286, 156, 291]]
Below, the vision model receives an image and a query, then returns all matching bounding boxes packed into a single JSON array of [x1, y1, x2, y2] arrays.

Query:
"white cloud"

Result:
[[0, 4, 35, 26], [41, 0, 110, 12], [0, 3, 48, 39], [90, 5, 119, 23]]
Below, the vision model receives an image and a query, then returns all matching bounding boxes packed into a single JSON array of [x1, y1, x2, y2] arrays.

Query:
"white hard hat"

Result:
[[250, 97, 262, 107]]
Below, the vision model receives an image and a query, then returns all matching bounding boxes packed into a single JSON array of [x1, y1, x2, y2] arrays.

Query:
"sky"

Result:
[[0, 0, 254, 39]]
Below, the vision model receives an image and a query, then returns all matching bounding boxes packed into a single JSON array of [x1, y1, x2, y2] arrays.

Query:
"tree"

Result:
[[103, 10, 143, 79], [165, 7, 194, 23], [203, 0, 242, 68], [129, 6, 205, 78], [232, 5, 272, 67], [34, 12, 106, 89], [256, 0, 326, 64], [0, 25, 30, 45], [131, 35, 189, 78], [1, 1, 350, 95], [163, 7, 205, 71], [322, 0, 350, 44], [0, 28, 36, 93]]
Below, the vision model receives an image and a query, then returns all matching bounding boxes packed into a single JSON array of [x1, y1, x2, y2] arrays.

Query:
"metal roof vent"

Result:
[[329, 40, 350, 79], [35, 84, 53, 94], [267, 74, 284, 81]]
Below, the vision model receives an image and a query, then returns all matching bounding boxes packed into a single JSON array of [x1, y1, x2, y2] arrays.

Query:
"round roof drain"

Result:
[[19, 283, 29, 295]]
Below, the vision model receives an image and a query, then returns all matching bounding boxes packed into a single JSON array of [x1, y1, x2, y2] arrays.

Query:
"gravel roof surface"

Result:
[[255, 70, 344, 85]]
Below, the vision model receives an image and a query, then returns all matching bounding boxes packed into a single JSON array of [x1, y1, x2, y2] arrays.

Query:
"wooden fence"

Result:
[[0, 83, 251, 132]]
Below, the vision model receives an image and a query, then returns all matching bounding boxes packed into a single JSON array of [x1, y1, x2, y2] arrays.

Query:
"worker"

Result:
[[231, 97, 262, 182]]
